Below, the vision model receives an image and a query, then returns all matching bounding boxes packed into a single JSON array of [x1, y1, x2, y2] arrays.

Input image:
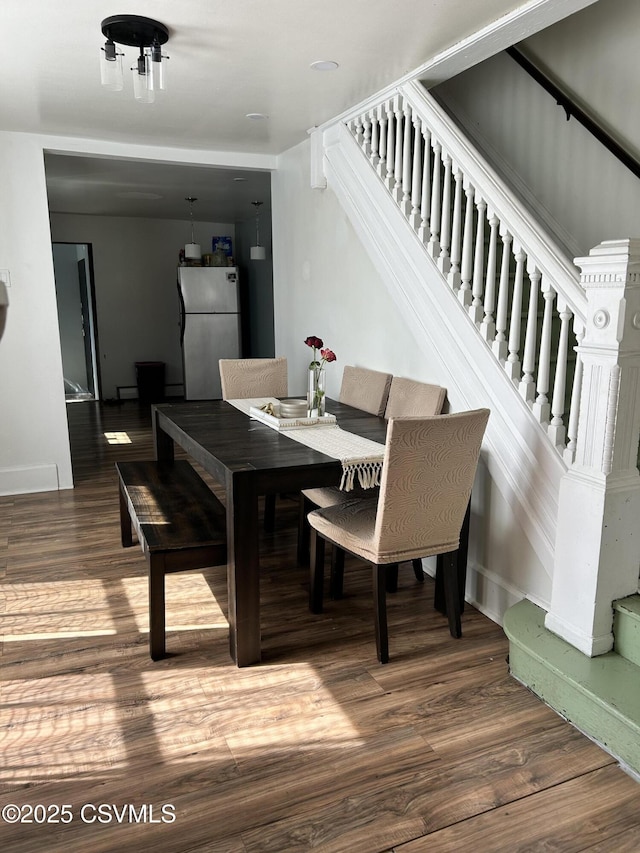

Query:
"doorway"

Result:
[[52, 243, 101, 401]]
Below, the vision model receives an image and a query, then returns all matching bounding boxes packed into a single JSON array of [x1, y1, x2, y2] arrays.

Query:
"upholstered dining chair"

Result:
[[339, 365, 393, 417], [219, 357, 288, 531], [296, 365, 393, 563], [307, 409, 490, 663], [219, 357, 288, 401], [297, 375, 447, 593]]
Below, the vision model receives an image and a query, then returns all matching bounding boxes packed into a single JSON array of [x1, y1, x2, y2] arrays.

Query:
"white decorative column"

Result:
[[546, 239, 640, 656]]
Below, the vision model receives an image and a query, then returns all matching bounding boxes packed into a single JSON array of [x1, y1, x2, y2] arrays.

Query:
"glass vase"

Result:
[[307, 365, 326, 418]]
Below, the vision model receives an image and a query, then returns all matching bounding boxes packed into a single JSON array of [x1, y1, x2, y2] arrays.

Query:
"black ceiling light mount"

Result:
[[100, 15, 170, 103]]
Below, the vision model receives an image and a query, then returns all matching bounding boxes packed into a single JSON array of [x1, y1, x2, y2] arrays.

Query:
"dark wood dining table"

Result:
[[152, 398, 389, 666]]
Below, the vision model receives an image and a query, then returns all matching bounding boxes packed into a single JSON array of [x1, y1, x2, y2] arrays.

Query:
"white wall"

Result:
[[432, 0, 640, 258], [50, 214, 235, 399], [271, 139, 550, 623], [0, 133, 73, 493]]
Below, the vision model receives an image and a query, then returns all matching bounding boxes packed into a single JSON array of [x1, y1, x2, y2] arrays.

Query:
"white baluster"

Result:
[[392, 97, 403, 203], [409, 110, 422, 230], [418, 123, 431, 244], [469, 197, 487, 324], [400, 102, 412, 216], [519, 265, 540, 401], [533, 284, 555, 424], [458, 183, 474, 307], [480, 214, 499, 342], [438, 154, 452, 276], [562, 321, 584, 463], [447, 169, 463, 290], [376, 104, 388, 180], [385, 100, 395, 190], [369, 109, 379, 169], [548, 301, 572, 448], [428, 142, 442, 259], [506, 248, 526, 381], [354, 116, 364, 147], [362, 116, 372, 158], [492, 230, 512, 362]]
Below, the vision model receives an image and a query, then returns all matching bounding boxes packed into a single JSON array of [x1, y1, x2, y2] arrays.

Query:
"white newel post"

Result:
[[546, 239, 640, 656]]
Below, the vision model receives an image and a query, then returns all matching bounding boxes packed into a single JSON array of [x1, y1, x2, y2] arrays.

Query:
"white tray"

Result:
[[249, 406, 336, 431]]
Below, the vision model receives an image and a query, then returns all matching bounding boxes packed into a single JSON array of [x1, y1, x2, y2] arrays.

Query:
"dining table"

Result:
[[152, 397, 389, 666]]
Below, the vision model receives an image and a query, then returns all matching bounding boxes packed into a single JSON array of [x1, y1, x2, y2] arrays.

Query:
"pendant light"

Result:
[[100, 15, 169, 103], [250, 201, 267, 261], [184, 197, 201, 260]]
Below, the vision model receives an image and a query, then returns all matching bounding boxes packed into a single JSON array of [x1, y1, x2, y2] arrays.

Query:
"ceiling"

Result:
[[1, 0, 570, 223]]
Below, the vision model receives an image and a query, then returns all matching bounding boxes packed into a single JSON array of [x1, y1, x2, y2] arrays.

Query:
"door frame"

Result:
[[53, 242, 102, 401]]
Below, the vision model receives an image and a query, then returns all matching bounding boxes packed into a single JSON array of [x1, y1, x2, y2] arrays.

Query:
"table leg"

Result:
[[226, 469, 261, 666]]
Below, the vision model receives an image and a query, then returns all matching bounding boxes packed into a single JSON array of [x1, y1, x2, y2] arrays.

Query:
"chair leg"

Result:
[[385, 563, 399, 593], [373, 564, 389, 663], [263, 494, 276, 533], [412, 559, 424, 583], [329, 546, 345, 599], [434, 500, 470, 615], [297, 494, 312, 565], [309, 529, 325, 613], [441, 550, 462, 639], [148, 556, 166, 660]]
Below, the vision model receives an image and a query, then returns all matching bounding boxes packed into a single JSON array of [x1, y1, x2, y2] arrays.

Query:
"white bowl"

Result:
[[279, 399, 308, 418]]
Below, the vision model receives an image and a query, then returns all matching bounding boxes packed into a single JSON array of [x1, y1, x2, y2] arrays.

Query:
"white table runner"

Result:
[[228, 398, 385, 491]]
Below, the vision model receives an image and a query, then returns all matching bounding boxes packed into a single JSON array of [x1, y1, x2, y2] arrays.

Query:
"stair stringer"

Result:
[[322, 120, 566, 611]]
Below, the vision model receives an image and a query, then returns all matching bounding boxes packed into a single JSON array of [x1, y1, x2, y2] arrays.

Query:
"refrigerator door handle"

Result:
[[177, 281, 186, 346]]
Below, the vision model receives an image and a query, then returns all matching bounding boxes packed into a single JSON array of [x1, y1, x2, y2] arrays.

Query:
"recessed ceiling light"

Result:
[[246, 113, 268, 121], [310, 60, 339, 71], [116, 191, 162, 200]]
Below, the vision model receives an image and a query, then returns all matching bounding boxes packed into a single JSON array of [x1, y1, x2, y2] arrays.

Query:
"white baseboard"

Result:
[[0, 464, 67, 495]]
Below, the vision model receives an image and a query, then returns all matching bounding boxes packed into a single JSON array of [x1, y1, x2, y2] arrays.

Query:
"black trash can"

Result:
[[135, 361, 165, 404]]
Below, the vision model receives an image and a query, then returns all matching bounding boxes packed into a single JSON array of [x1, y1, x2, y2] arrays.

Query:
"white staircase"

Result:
[[311, 78, 640, 655]]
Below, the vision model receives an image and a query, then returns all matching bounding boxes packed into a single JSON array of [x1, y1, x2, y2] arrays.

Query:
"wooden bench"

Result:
[[116, 460, 227, 660]]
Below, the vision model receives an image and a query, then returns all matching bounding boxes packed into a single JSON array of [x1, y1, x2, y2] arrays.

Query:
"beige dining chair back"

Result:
[[307, 408, 490, 663], [384, 376, 447, 419], [219, 357, 288, 533], [339, 365, 393, 417], [219, 357, 288, 401], [298, 374, 447, 572]]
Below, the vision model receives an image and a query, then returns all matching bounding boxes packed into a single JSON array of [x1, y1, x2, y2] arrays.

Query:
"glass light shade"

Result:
[[250, 246, 266, 261], [132, 54, 154, 103], [100, 49, 124, 91], [149, 51, 168, 91], [185, 243, 201, 259]]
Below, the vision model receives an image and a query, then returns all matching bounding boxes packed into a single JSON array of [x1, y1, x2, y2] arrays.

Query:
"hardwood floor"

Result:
[[1, 400, 638, 852]]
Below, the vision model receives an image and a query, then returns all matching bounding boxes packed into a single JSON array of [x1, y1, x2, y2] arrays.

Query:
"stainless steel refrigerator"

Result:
[[177, 266, 241, 400]]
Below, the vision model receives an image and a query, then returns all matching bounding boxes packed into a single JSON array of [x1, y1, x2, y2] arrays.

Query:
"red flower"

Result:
[[320, 348, 336, 363], [304, 336, 323, 349]]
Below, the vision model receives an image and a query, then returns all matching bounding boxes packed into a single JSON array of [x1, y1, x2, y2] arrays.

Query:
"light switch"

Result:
[[0, 270, 11, 287]]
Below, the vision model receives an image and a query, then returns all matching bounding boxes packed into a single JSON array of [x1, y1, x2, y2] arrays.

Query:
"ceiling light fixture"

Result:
[[184, 197, 201, 260], [310, 60, 339, 71], [100, 15, 169, 103], [250, 201, 266, 261]]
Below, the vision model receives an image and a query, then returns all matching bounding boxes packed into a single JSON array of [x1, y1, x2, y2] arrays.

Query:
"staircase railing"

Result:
[[321, 78, 640, 656], [343, 79, 588, 464]]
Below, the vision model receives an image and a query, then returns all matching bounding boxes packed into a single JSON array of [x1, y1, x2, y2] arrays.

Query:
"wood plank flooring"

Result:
[[1, 400, 638, 852]]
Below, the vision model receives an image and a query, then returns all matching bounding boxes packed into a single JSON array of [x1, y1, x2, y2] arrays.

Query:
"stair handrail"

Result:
[[400, 80, 587, 322], [336, 79, 589, 462], [506, 46, 640, 182]]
